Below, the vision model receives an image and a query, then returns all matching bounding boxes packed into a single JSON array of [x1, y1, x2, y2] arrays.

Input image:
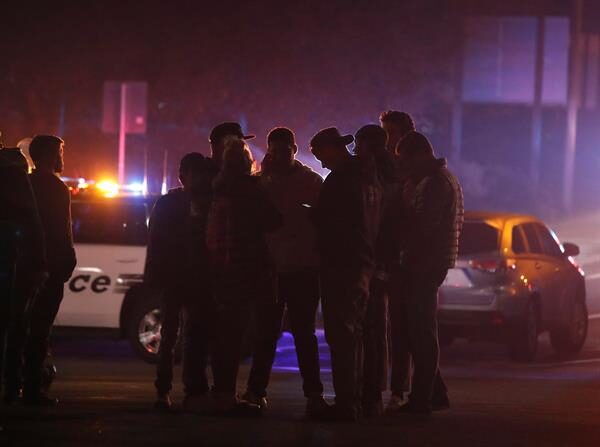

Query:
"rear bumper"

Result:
[[438, 286, 530, 338]]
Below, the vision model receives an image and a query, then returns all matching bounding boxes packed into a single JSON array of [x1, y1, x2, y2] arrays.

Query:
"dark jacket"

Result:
[[0, 166, 45, 274], [403, 158, 464, 272], [29, 170, 76, 282], [206, 174, 282, 305], [314, 156, 383, 276], [207, 174, 282, 273], [144, 187, 211, 289]]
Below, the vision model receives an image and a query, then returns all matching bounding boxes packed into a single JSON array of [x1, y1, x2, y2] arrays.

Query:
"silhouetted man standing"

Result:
[[380, 110, 417, 411], [353, 124, 398, 417], [0, 147, 46, 404], [145, 153, 214, 411], [207, 136, 281, 416], [311, 127, 383, 421], [24, 135, 76, 405], [395, 132, 464, 415], [243, 128, 327, 417]]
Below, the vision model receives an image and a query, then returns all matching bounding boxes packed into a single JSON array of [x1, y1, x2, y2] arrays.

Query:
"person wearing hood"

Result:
[[393, 131, 464, 415], [0, 147, 46, 404], [144, 152, 214, 412], [242, 127, 327, 417]]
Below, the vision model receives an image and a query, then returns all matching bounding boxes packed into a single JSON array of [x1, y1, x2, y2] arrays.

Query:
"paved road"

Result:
[[1, 213, 600, 446], [1, 318, 600, 447]]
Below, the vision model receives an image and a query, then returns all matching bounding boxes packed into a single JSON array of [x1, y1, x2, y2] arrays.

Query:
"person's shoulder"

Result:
[[31, 171, 69, 192], [295, 160, 324, 183]]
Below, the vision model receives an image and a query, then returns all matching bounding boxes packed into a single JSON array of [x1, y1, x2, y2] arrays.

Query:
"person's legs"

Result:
[[407, 269, 447, 408], [23, 277, 64, 400], [321, 270, 369, 417], [362, 277, 388, 411], [211, 304, 248, 398], [283, 270, 324, 398], [154, 290, 183, 398], [388, 269, 412, 400], [182, 295, 214, 398], [3, 282, 33, 397], [246, 280, 284, 399]]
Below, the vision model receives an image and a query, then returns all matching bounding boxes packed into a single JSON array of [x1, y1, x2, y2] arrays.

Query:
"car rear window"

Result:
[[72, 201, 148, 246], [459, 221, 500, 256]]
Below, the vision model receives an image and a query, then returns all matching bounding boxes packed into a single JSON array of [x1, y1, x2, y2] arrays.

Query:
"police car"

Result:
[[54, 179, 165, 362]]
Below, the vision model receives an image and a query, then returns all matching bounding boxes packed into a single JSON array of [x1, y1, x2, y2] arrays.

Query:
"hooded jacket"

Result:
[[260, 161, 323, 272], [403, 158, 464, 272]]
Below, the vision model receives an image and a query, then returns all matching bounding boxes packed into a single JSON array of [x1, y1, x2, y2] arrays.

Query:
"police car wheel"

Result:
[[126, 288, 184, 364]]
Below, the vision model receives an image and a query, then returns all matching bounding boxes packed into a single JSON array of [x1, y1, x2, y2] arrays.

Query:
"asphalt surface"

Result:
[[1, 213, 600, 446]]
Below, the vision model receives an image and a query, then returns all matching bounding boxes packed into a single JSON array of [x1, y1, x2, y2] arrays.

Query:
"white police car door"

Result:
[[54, 200, 148, 329]]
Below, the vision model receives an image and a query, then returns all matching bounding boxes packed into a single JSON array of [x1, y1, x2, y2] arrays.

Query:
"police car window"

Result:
[[512, 226, 527, 254], [534, 224, 563, 257], [522, 223, 542, 254], [459, 221, 500, 255], [71, 201, 148, 246]]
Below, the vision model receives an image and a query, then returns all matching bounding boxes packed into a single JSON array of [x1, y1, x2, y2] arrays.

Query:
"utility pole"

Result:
[[563, 0, 584, 213], [451, 18, 464, 163], [118, 83, 128, 185], [530, 15, 545, 197]]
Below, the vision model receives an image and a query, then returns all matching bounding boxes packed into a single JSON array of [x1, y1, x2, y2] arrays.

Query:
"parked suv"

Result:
[[439, 211, 587, 362], [54, 192, 164, 362]]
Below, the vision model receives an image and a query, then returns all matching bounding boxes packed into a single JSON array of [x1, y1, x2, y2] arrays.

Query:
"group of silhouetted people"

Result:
[[0, 110, 464, 422], [145, 112, 464, 421]]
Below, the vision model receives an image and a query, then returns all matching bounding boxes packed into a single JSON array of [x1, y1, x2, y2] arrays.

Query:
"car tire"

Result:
[[550, 296, 588, 357], [126, 286, 182, 364], [508, 299, 539, 362]]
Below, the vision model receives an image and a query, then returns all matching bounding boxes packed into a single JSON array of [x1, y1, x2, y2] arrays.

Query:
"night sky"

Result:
[[1, 0, 454, 183], [2, 0, 595, 215]]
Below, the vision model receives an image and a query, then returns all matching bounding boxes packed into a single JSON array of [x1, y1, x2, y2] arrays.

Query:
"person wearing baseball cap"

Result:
[[208, 122, 255, 168], [310, 126, 384, 421]]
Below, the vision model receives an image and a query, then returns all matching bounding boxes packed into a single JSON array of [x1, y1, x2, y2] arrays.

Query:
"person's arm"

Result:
[[306, 171, 324, 207], [143, 198, 170, 288], [407, 176, 448, 263], [61, 185, 77, 281]]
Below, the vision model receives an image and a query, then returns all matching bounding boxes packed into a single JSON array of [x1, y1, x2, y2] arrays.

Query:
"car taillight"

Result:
[[469, 259, 516, 273]]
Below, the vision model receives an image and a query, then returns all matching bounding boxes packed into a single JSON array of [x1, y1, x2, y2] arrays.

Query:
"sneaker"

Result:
[[385, 393, 408, 413], [224, 400, 263, 418], [241, 390, 268, 409], [154, 393, 172, 412], [395, 400, 432, 416], [306, 394, 331, 419], [431, 393, 450, 412]]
